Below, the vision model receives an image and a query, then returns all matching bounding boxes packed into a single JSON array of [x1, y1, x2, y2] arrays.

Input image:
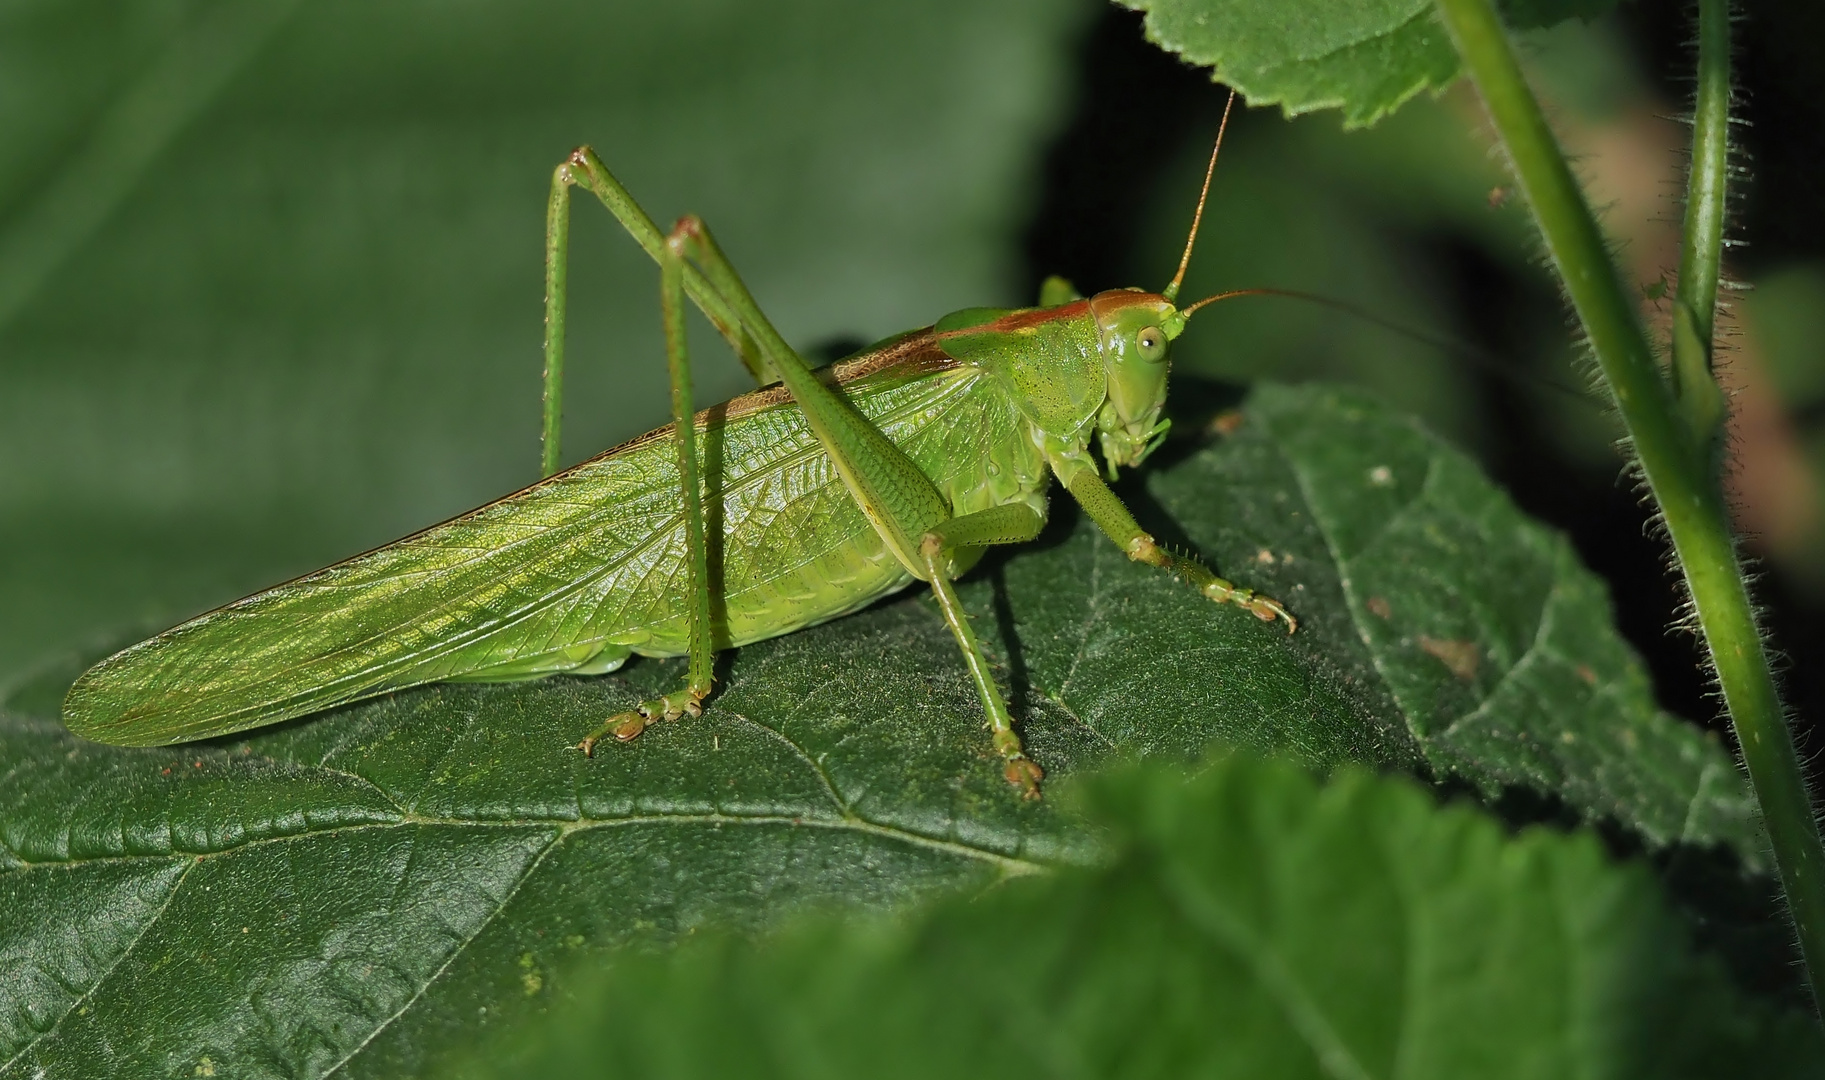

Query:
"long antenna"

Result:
[[1163, 88, 1236, 303], [1180, 286, 1591, 403]]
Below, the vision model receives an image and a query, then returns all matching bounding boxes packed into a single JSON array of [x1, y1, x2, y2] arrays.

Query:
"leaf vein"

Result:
[[1268, 433, 1423, 749], [317, 830, 565, 1078], [1158, 863, 1375, 1080], [1435, 579, 1559, 743], [1043, 692, 1118, 753], [722, 711, 851, 815], [0, 856, 197, 1075], [0, 813, 1048, 876]]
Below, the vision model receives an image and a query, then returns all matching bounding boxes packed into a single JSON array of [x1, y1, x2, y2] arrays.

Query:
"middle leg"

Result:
[[577, 220, 718, 755], [918, 502, 1048, 798]]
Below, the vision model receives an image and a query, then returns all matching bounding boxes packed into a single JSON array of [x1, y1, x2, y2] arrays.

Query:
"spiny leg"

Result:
[[577, 221, 717, 755], [1065, 469, 1296, 633], [591, 205, 1039, 796], [665, 215, 953, 574], [540, 160, 572, 477], [919, 503, 1048, 797], [541, 147, 771, 476], [665, 213, 1045, 796]]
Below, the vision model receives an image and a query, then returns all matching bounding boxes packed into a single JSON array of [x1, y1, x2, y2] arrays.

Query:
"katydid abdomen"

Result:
[[61, 331, 1047, 748]]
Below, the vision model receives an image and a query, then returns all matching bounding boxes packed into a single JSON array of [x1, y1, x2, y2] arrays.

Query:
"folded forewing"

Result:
[[63, 345, 984, 746]]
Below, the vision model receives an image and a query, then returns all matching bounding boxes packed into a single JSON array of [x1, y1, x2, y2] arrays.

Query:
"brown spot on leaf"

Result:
[[1419, 636, 1481, 681], [1366, 596, 1392, 619], [1576, 664, 1597, 685], [1208, 410, 1245, 437]]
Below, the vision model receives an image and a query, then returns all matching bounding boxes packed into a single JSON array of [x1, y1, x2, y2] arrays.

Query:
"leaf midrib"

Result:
[[0, 811, 1050, 876]]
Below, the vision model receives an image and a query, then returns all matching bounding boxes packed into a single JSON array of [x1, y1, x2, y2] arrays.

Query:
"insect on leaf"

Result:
[[0, 384, 1760, 1078]]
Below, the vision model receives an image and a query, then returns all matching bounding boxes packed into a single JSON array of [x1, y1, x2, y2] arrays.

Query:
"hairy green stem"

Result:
[[1670, 0, 1731, 446], [1677, 0, 1732, 348], [1434, 0, 1825, 1014]]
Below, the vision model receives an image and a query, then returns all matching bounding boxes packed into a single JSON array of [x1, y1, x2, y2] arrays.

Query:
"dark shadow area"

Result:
[[1149, 374, 1251, 471], [985, 561, 1031, 721], [805, 336, 871, 369], [1654, 840, 1810, 1012], [1020, 6, 1219, 299]]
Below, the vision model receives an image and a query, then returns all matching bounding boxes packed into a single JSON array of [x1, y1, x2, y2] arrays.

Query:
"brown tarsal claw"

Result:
[[612, 711, 650, 741], [578, 690, 709, 756], [577, 708, 647, 754], [1203, 579, 1298, 635], [1247, 596, 1297, 634], [1004, 756, 1044, 800]]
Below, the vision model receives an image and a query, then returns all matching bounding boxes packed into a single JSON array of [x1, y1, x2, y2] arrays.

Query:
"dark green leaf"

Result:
[[449, 756, 1823, 1080], [1113, 0, 1617, 127], [983, 383, 1759, 858], [0, 384, 1760, 1077]]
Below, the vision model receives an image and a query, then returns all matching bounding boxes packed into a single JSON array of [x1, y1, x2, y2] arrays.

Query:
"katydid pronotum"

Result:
[[62, 95, 1292, 798]]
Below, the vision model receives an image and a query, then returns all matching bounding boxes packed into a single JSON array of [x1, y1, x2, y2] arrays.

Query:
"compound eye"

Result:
[[1135, 326, 1167, 362]]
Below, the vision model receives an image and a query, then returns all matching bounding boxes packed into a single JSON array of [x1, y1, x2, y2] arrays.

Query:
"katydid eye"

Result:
[[1136, 326, 1166, 361]]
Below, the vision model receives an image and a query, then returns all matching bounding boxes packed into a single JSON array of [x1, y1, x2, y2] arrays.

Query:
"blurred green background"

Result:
[[4, 0, 1824, 758]]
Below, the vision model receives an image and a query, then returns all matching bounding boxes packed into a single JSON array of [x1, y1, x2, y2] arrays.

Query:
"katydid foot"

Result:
[[993, 727, 1044, 799], [1120, 533, 1298, 635], [576, 686, 705, 756], [1201, 579, 1297, 634], [1067, 471, 1297, 636]]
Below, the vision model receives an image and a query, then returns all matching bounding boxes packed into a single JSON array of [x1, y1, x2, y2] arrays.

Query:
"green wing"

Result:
[[62, 337, 1021, 746]]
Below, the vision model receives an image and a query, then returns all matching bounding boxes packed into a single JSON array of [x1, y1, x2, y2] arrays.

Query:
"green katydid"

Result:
[[61, 94, 1292, 798]]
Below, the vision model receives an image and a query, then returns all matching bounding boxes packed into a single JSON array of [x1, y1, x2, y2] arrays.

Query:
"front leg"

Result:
[[1063, 469, 1296, 634]]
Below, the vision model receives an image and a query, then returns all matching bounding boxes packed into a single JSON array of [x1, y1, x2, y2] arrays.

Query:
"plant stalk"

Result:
[[1670, 0, 1731, 447], [1677, 0, 1732, 349], [1434, 0, 1825, 1015]]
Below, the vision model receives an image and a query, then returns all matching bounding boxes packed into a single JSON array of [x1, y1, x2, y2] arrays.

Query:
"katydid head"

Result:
[[940, 94, 1238, 475], [1089, 288, 1179, 471]]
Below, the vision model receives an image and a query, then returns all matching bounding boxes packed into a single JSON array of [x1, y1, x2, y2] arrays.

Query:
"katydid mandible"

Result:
[[61, 94, 1292, 798]]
